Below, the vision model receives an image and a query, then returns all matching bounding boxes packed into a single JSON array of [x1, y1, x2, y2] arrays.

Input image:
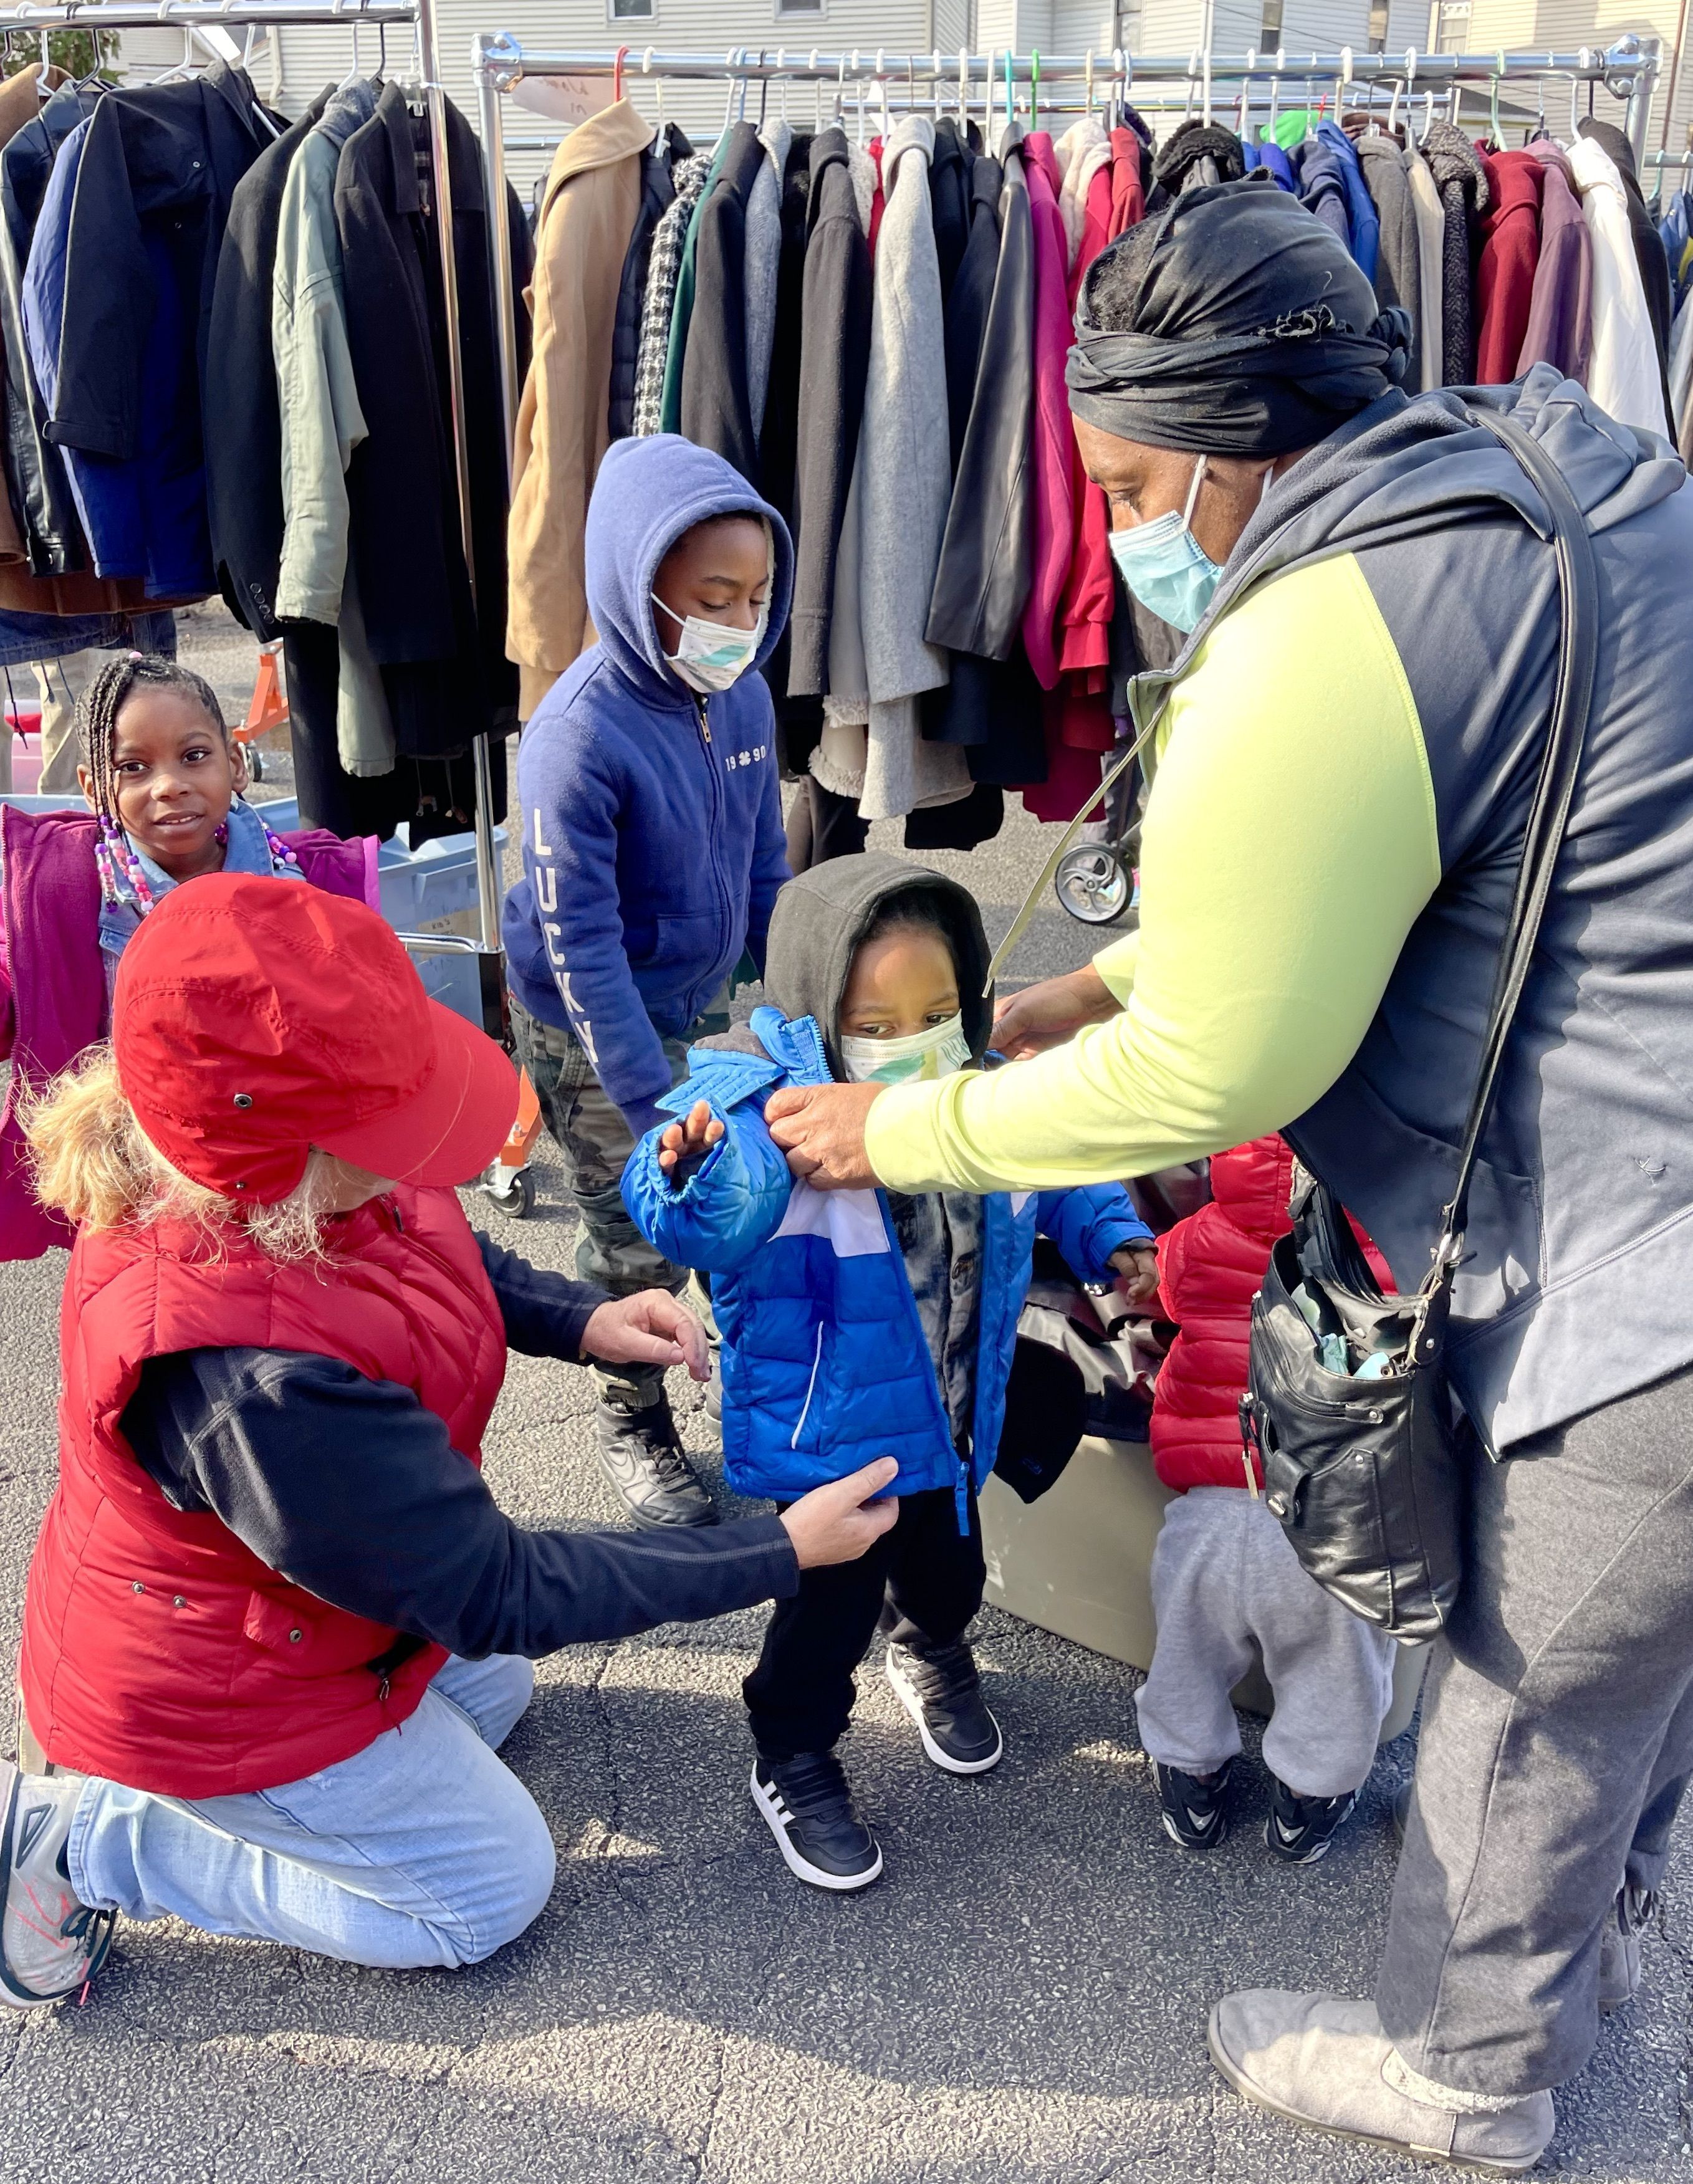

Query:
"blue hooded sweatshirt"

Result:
[[502, 435, 794, 1134]]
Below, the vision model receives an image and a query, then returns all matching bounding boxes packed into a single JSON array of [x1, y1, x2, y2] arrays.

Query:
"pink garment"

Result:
[[1019, 133, 1075, 695], [0, 807, 378, 1259], [1057, 160, 1120, 691], [1020, 692, 1110, 823]]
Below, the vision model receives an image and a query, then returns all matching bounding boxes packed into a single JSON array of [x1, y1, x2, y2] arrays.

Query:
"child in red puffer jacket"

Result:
[[1138, 1134, 1396, 1867]]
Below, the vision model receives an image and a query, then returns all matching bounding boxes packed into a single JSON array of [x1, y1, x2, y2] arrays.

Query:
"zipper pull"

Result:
[[697, 697, 712, 744]]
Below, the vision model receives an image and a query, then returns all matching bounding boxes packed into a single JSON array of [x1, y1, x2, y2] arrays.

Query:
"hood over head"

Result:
[[760, 853, 994, 1080], [583, 434, 795, 707]]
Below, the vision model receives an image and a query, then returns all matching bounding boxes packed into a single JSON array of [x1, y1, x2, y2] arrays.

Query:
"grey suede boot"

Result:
[[1209, 1991, 1555, 2173]]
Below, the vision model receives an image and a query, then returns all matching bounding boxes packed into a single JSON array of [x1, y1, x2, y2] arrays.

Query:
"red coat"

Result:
[[1150, 1137, 1390, 1493], [1476, 150, 1545, 385], [21, 1184, 507, 1798]]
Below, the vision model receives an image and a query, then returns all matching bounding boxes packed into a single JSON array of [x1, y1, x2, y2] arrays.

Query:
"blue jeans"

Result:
[[67, 1655, 555, 1970]]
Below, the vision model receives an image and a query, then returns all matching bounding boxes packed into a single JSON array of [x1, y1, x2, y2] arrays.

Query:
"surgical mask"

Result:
[[1107, 457, 1270, 634], [651, 592, 767, 694], [840, 1013, 973, 1087]]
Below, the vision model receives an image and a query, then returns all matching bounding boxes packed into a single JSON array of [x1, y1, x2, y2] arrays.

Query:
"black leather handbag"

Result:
[[1242, 408, 1599, 1642]]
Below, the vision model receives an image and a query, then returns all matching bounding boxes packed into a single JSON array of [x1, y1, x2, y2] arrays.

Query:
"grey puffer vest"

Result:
[[1139, 368, 1693, 1451]]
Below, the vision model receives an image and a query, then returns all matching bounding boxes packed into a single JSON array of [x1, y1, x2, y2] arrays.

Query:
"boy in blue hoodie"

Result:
[[504, 438, 792, 1533], [623, 856, 1158, 1891]]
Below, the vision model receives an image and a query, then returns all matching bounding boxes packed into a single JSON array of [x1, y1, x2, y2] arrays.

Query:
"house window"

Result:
[[1435, 0, 1470, 52], [776, 0, 823, 14], [1260, 0, 1283, 44], [608, 0, 653, 20]]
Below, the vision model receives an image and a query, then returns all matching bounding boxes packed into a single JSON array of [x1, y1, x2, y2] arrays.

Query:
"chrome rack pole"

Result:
[[416, 0, 502, 967], [474, 29, 521, 474]]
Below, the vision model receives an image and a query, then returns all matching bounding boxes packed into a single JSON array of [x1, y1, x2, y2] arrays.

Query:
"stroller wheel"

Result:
[[1055, 845, 1133, 925]]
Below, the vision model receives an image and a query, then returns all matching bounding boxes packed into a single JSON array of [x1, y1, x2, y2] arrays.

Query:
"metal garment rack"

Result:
[[0, 0, 507, 973], [472, 35, 1660, 461]]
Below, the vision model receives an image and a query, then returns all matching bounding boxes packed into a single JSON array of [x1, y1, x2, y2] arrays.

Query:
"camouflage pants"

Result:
[[509, 992, 727, 1402]]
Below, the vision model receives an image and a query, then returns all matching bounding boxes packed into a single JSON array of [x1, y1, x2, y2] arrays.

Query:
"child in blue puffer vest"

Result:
[[623, 855, 1156, 1893]]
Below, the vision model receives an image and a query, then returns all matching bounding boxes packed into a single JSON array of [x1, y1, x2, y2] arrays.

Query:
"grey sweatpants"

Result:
[[1136, 1487, 1396, 1798], [1379, 1361, 1693, 2098]]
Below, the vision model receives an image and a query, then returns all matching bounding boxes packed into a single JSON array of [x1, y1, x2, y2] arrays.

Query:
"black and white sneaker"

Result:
[[593, 1388, 717, 1529], [885, 1640, 1003, 1775], [1153, 1758, 1233, 1851], [1265, 1776, 1360, 1865], [750, 1753, 883, 1892]]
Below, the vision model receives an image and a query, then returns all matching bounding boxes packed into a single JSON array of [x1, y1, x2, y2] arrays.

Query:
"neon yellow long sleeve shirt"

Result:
[[863, 554, 1442, 1194]]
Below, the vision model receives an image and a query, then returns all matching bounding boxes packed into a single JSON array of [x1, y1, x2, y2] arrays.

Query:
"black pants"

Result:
[[744, 1484, 985, 1760]]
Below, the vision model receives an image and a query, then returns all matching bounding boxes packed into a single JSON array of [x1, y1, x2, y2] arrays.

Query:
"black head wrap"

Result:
[[1067, 180, 1412, 456]]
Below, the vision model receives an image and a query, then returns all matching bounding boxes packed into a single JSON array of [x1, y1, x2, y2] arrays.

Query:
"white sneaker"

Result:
[[0, 1760, 113, 2008]]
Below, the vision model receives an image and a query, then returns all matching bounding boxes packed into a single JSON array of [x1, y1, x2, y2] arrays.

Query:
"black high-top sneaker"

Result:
[[885, 1639, 1003, 1775], [750, 1753, 883, 1892], [1265, 1775, 1360, 1865], [1153, 1756, 1234, 1851], [593, 1386, 717, 1528]]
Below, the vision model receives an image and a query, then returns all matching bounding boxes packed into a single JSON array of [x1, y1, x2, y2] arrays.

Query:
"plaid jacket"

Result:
[[633, 152, 712, 435]]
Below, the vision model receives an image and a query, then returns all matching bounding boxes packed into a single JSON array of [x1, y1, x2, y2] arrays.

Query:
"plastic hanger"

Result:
[[1004, 48, 1012, 130], [611, 44, 628, 103], [1029, 48, 1039, 130], [1489, 53, 1503, 148], [719, 50, 742, 142]]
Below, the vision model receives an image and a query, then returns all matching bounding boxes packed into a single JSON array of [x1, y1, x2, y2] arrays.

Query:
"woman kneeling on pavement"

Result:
[[0, 874, 894, 2001]]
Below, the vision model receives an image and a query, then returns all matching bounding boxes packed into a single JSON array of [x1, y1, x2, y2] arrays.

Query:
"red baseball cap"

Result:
[[112, 873, 519, 1204]]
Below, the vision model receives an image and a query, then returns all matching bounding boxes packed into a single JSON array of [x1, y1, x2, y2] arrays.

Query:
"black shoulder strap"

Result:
[[1435, 408, 1601, 1270]]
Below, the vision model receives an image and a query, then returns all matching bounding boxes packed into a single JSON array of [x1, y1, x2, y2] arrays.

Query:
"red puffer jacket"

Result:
[[21, 1184, 507, 1798], [1151, 1136, 1389, 1493]]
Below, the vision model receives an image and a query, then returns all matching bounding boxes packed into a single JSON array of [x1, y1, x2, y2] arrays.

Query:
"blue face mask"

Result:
[[1107, 457, 1267, 635]]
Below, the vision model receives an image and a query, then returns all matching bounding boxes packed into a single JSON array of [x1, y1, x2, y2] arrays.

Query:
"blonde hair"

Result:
[[24, 1045, 341, 1264]]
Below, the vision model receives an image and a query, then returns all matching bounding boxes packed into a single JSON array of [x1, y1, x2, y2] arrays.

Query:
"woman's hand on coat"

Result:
[[764, 1081, 883, 1189], [780, 1457, 901, 1567], [990, 965, 1121, 1060], [582, 1291, 711, 1381]]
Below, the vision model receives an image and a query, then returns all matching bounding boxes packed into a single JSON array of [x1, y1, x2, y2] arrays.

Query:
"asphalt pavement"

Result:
[[0, 656, 1686, 2182]]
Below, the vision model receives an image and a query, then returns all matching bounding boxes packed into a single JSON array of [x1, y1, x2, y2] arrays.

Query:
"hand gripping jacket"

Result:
[[21, 1184, 507, 1798], [621, 1005, 1146, 1522]]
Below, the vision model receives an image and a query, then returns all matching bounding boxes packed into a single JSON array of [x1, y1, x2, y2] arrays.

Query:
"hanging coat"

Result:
[[633, 150, 712, 437], [679, 121, 767, 484], [1355, 135, 1422, 393], [1419, 120, 1490, 385], [506, 98, 651, 720], [855, 117, 965, 819], [1106, 125, 1145, 239], [1518, 139, 1591, 385], [204, 91, 330, 636], [943, 149, 1002, 473], [1019, 132, 1074, 694], [1475, 150, 1544, 386], [1567, 132, 1672, 440], [926, 129, 1032, 667], [1577, 118, 1674, 419], [608, 122, 689, 443], [787, 127, 871, 700], [1404, 147, 1447, 394], [742, 119, 790, 448], [335, 85, 524, 756]]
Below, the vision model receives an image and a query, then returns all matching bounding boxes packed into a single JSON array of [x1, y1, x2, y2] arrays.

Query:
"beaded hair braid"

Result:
[[79, 653, 300, 910]]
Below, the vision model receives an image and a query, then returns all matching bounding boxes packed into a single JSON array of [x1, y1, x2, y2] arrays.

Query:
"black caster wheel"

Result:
[[480, 1164, 535, 1219], [1055, 844, 1133, 924], [247, 744, 266, 782]]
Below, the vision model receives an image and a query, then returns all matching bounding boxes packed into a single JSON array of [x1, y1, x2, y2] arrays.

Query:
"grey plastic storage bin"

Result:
[[252, 800, 506, 934]]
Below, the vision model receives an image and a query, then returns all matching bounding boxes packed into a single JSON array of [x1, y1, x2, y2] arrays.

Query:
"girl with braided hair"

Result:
[[0, 652, 379, 1260]]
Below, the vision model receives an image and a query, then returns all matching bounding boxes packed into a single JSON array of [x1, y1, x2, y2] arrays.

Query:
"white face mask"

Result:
[[651, 592, 767, 694], [840, 1013, 973, 1087]]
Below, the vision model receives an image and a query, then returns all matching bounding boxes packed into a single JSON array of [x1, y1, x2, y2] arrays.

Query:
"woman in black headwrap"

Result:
[[764, 177, 1693, 2172]]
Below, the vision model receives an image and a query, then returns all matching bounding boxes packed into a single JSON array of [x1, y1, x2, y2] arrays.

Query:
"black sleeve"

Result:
[[120, 1348, 797, 1659], [475, 1230, 610, 1361]]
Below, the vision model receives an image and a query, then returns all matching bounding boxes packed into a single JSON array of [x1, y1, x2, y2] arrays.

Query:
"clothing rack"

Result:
[[0, 0, 507, 974], [473, 34, 1659, 459]]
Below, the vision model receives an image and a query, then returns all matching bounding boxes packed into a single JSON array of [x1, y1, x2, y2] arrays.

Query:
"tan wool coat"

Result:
[[506, 99, 653, 719]]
